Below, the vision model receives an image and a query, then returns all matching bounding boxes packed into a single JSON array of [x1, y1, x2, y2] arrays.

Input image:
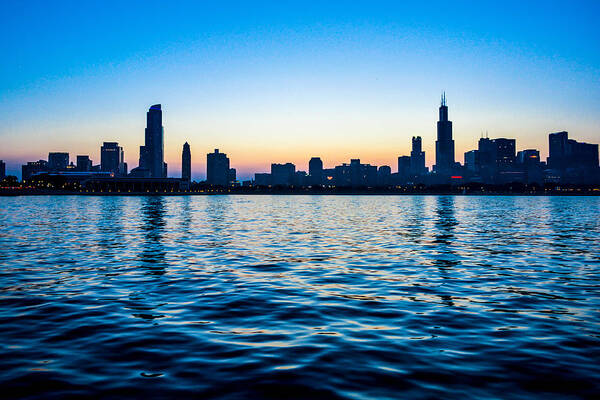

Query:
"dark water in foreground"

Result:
[[0, 195, 599, 399]]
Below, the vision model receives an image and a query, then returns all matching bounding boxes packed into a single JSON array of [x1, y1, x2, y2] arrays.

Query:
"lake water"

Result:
[[0, 195, 599, 399]]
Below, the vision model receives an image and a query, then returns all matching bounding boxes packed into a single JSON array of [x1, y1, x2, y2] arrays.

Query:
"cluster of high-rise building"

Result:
[[14, 104, 237, 191], [246, 95, 598, 187], [20, 105, 167, 181], [21, 145, 127, 181], [8, 96, 599, 190]]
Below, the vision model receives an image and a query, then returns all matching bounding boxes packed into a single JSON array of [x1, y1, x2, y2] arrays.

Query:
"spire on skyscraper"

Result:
[[435, 93, 454, 175]]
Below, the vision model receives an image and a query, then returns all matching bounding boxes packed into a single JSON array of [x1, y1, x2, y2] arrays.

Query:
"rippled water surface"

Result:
[[1, 195, 599, 399]]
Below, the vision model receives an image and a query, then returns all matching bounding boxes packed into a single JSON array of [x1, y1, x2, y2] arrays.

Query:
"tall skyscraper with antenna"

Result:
[[434, 92, 455, 175]]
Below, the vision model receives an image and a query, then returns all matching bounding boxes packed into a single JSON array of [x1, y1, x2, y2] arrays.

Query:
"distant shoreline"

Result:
[[1, 189, 599, 197]]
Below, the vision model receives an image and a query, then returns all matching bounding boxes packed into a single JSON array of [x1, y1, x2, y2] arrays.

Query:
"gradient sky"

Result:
[[1, 0, 599, 180]]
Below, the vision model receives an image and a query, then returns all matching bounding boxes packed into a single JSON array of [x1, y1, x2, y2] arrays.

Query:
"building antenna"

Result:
[[441, 91, 446, 106]]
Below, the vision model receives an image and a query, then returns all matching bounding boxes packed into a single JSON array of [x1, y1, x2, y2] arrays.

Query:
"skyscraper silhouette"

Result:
[[493, 138, 516, 171], [398, 156, 411, 181], [101, 142, 126, 176], [207, 149, 230, 186], [21, 160, 48, 180], [548, 131, 599, 170], [435, 93, 455, 175], [48, 152, 69, 171], [309, 157, 323, 185], [410, 136, 426, 176], [182, 142, 191, 182], [76, 155, 92, 172], [548, 131, 569, 170], [271, 163, 296, 186], [139, 104, 166, 178]]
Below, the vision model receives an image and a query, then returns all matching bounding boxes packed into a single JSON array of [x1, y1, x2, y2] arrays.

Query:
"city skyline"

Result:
[[2, 94, 597, 182], [2, 94, 599, 181], [1, 2, 599, 179], [9, 97, 599, 189]]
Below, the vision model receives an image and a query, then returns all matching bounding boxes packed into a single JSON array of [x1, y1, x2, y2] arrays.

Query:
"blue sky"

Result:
[[1, 1, 599, 179]]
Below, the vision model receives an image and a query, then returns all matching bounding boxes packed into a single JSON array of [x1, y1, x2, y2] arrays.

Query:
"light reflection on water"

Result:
[[0, 195, 599, 399]]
